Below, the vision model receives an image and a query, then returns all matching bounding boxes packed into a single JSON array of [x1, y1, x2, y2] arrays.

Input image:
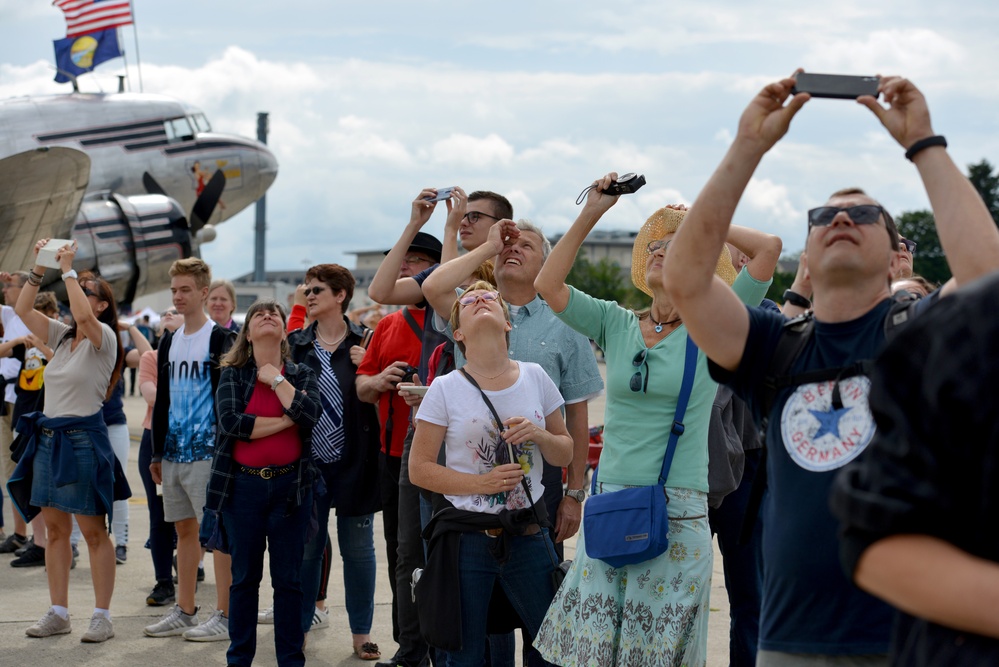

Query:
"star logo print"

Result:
[[808, 405, 853, 440]]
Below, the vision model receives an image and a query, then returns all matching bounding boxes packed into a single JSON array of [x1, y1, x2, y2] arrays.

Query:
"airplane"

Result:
[[0, 91, 278, 305]]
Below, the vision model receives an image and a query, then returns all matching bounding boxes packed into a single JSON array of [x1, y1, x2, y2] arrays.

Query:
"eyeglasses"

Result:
[[458, 291, 500, 307], [304, 286, 326, 296], [807, 205, 885, 228], [402, 255, 433, 265], [461, 211, 501, 225], [900, 238, 917, 255], [646, 239, 673, 254], [160, 310, 178, 317], [629, 348, 649, 393]]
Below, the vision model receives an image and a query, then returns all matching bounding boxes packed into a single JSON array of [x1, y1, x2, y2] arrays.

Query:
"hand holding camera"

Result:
[[576, 172, 645, 205]]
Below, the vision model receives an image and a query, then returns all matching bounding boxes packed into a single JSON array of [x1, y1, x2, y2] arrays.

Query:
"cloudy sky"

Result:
[[3, 1, 998, 283]]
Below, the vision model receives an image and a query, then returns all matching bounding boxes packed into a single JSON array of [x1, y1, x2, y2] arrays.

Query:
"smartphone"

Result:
[[424, 186, 455, 202], [401, 385, 429, 397], [361, 329, 374, 348], [792, 73, 880, 100]]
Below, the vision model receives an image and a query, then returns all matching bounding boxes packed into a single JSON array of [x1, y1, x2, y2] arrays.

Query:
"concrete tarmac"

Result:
[[0, 382, 733, 666]]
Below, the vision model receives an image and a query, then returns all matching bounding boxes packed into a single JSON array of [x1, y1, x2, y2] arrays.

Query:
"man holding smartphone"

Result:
[[356, 232, 441, 649], [664, 74, 999, 665]]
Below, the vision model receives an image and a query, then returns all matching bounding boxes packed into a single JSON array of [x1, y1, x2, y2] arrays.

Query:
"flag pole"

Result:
[[130, 0, 144, 92], [118, 27, 130, 91]]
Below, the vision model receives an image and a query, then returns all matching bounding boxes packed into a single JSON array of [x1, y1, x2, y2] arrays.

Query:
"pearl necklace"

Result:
[[315, 324, 347, 348]]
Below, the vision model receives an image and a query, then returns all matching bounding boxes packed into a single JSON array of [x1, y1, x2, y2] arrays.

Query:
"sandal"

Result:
[[353, 641, 381, 660]]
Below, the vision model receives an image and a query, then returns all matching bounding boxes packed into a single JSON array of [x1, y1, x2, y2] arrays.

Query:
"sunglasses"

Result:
[[646, 239, 673, 254], [304, 286, 326, 296], [807, 205, 885, 228], [82, 287, 99, 298], [160, 310, 178, 317], [629, 348, 649, 393], [461, 211, 501, 225], [900, 238, 917, 255], [458, 291, 500, 307]]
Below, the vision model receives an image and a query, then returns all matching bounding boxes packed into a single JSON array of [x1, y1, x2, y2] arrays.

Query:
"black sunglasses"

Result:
[[807, 205, 885, 228], [82, 287, 99, 298], [900, 238, 917, 255], [304, 286, 326, 296], [461, 211, 501, 225], [629, 348, 649, 393]]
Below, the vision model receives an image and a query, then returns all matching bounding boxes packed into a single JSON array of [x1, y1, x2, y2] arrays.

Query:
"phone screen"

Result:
[[792, 73, 880, 100]]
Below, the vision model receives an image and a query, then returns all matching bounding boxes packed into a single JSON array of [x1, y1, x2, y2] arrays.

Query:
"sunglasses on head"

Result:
[[807, 205, 886, 228], [629, 348, 649, 393], [900, 238, 917, 255], [458, 290, 500, 307], [461, 211, 501, 225], [304, 286, 326, 296]]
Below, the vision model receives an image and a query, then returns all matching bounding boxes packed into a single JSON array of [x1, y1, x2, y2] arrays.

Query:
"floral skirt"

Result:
[[536, 486, 712, 667]]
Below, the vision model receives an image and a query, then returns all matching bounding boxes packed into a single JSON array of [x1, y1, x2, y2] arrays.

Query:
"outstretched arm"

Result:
[[855, 534, 999, 640], [368, 188, 447, 305], [421, 219, 511, 319], [665, 75, 808, 371], [860, 76, 999, 287], [534, 173, 620, 312]]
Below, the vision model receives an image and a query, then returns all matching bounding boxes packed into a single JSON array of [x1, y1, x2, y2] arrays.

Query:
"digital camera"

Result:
[[602, 172, 646, 196]]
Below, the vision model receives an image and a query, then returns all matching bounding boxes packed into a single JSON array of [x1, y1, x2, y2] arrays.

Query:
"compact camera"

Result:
[[393, 365, 419, 385], [602, 172, 646, 196]]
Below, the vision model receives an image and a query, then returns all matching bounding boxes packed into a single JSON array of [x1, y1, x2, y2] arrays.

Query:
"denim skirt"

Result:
[[30, 429, 100, 515]]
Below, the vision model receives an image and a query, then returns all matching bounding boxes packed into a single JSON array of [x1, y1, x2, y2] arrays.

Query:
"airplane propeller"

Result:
[[142, 169, 226, 233]]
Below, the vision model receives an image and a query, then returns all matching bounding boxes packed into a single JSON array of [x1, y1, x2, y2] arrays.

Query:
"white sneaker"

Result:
[[257, 605, 274, 624], [26, 609, 71, 638], [183, 608, 229, 642], [143, 604, 200, 637], [311, 606, 329, 630], [80, 614, 115, 643]]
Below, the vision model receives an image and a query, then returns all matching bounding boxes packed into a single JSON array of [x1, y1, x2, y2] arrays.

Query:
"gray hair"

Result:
[[515, 219, 552, 259]]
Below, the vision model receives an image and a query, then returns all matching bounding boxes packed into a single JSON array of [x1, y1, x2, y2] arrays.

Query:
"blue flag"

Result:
[[53, 28, 122, 83]]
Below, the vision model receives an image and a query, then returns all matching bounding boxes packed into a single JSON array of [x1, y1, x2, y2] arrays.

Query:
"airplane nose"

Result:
[[256, 144, 278, 195]]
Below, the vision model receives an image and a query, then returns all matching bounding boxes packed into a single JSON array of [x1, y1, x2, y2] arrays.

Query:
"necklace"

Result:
[[315, 323, 347, 348], [650, 315, 681, 334], [465, 362, 510, 380]]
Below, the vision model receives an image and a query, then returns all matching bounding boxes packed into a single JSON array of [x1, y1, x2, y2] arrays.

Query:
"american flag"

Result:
[[53, 0, 133, 38]]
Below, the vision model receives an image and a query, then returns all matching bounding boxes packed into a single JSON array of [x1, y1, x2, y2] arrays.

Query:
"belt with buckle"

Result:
[[483, 523, 540, 538], [238, 464, 296, 479], [41, 427, 55, 437]]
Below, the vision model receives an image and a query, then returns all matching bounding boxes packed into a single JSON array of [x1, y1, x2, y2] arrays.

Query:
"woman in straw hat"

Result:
[[533, 173, 781, 666]]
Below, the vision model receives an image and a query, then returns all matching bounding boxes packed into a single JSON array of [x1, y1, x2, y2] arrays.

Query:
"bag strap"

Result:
[[402, 308, 423, 341], [658, 334, 699, 486], [458, 367, 560, 570]]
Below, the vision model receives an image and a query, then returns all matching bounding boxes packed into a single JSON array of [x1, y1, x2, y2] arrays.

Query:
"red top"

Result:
[[232, 374, 301, 467], [287, 304, 307, 332], [355, 308, 424, 457]]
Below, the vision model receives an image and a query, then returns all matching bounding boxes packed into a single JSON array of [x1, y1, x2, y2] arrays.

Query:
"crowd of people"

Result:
[[0, 73, 997, 667]]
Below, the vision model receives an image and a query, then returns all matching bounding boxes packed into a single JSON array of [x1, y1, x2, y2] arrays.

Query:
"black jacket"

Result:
[[288, 318, 381, 516]]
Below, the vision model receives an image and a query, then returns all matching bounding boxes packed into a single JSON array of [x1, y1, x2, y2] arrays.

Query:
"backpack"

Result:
[[739, 292, 921, 542]]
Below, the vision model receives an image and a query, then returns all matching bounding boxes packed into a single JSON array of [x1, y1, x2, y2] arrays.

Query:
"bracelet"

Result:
[[783, 289, 812, 309], [61, 269, 78, 281], [905, 135, 947, 162], [26, 272, 43, 287]]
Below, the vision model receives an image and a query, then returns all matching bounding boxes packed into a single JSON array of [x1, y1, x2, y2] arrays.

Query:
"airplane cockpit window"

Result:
[[189, 113, 211, 133], [164, 117, 195, 143]]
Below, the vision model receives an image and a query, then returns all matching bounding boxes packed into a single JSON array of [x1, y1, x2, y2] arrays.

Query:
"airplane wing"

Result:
[[0, 147, 89, 272]]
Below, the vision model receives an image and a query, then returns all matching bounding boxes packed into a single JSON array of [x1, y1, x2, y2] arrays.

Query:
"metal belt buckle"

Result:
[[484, 527, 503, 538], [260, 467, 274, 480]]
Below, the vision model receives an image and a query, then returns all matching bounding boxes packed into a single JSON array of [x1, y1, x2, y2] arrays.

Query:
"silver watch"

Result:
[[565, 488, 586, 503], [271, 375, 285, 391]]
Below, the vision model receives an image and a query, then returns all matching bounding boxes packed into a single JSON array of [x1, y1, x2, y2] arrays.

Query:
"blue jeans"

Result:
[[446, 530, 558, 667], [223, 471, 311, 667], [138, 429, 174, 582], [300, 468, 376, 635], [709, 447, 764, 667]]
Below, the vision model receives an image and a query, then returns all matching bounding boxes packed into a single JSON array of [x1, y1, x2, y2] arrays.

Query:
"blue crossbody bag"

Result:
[[583, 335, 698, 568]]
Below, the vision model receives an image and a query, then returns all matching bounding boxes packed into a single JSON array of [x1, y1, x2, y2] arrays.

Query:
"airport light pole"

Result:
[[253, 112, 269, 283]]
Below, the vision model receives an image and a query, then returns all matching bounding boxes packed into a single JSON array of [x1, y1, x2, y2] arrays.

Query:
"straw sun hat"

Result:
[[631, 205, 738, 296]]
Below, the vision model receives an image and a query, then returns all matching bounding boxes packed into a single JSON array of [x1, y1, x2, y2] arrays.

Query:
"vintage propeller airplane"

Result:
[[0, 90, 278, 305]]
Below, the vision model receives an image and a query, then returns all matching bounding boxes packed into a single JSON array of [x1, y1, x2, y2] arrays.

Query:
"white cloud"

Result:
[[430, 134, 515, 167]]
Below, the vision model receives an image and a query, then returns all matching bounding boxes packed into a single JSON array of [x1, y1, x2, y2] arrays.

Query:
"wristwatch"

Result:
[[565, 488, 586, 503], [62, 269, 78, 281], [271, 375, 285, 391], [782, 289, 811, 309]]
